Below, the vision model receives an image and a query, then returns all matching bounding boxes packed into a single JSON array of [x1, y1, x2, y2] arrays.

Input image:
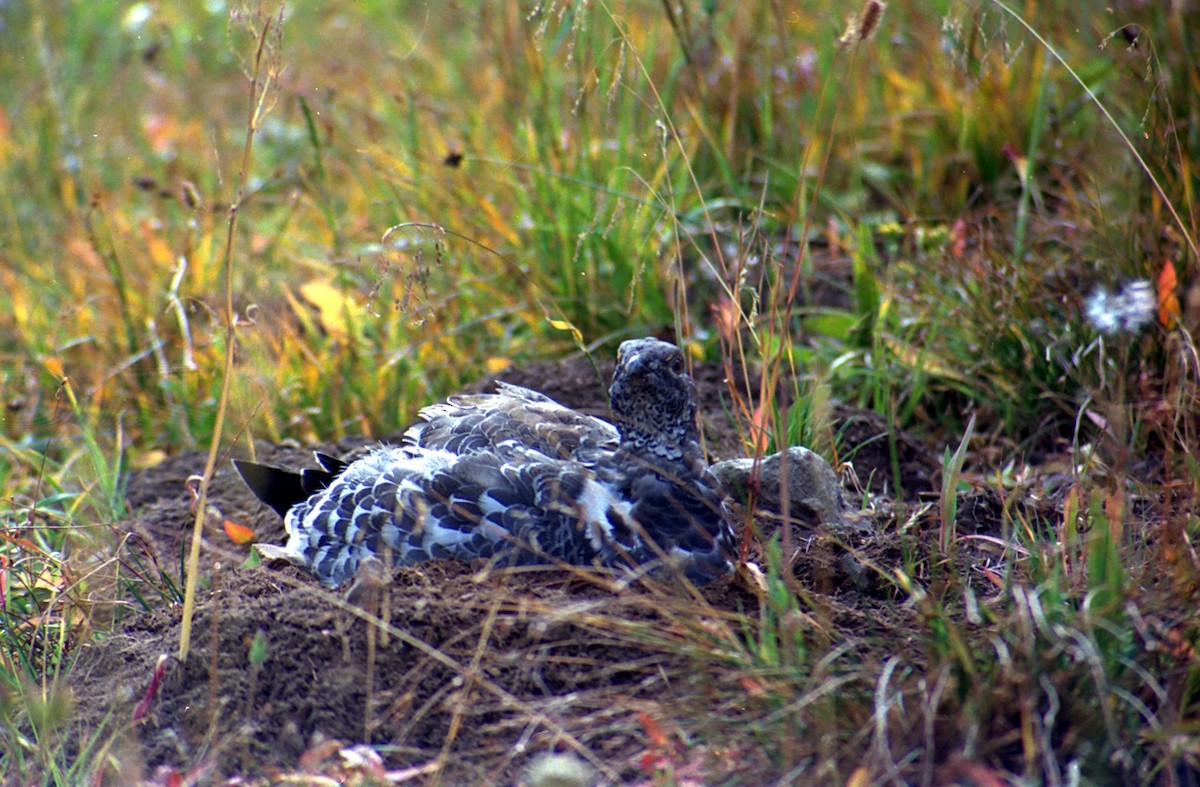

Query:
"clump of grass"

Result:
[[0, 421, 130, 782]]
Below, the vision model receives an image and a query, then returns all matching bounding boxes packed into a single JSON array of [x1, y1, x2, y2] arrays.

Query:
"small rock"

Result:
[[522, 752, 597, 787], [711, 447, 870, 535]]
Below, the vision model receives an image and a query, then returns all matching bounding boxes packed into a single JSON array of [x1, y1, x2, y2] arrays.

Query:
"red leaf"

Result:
[[1158, 260, 1180, 328], [637, 711, 668, 749], [223, 519, 256, 545], [739, 676, 766, 696], [636, 750, 664, 774], [949, 217, 968, 258]]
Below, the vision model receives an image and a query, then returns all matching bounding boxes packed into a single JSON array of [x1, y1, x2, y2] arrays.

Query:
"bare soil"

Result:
[[67, 353, 984, 783]]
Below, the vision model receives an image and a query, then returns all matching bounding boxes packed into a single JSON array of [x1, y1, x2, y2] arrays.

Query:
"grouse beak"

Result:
[[618, 349, 644, 375], [617, 351, 658, 389]]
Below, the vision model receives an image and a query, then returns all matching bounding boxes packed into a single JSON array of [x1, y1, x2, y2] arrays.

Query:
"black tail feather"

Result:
[[234, 460, 309, 518], [313, 451, 348, 475], [235, 456, 344, 518]]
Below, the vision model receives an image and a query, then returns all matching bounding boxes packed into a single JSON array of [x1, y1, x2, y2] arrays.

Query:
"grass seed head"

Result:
[[840, 0, 887, 49]]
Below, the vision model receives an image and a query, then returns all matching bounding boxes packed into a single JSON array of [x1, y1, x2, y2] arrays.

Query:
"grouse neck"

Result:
[[614, 420, 701, 467]]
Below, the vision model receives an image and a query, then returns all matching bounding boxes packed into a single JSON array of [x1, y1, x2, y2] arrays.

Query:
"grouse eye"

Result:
[[669, 354, 684, 374]]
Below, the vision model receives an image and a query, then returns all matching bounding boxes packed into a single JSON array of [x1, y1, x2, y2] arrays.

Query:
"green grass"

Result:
[[1, 0, 1198, 782]]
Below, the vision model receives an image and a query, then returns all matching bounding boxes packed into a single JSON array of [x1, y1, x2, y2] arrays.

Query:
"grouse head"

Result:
[[609, 338, 699, 461]]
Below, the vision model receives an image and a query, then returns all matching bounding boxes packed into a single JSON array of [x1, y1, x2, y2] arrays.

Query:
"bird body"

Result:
[[236, 338, 734, 586]]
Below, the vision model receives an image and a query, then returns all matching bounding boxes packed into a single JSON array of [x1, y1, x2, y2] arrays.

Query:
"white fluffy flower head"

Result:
[[1084, 280, 1155, 336]]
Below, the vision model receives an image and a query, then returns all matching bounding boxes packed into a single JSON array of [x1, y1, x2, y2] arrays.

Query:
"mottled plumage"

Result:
[[235, 338, 734, 586]]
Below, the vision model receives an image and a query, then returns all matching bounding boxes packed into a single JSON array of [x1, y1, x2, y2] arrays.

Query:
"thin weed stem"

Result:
[[179, 3, 284, 661]]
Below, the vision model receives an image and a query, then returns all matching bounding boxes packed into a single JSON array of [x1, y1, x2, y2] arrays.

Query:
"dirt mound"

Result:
[[73, 560, 772, 782], [67, 356, 940, 782]]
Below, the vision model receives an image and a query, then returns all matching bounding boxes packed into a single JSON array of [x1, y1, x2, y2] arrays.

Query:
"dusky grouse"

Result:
[[234, 338, 735, 586]]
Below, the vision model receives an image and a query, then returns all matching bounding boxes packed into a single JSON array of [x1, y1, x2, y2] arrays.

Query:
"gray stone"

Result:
[[711, 447, 870, 534]]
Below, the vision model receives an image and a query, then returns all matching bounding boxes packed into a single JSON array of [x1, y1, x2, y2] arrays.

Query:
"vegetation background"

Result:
[[1, 0, 1197, 783]]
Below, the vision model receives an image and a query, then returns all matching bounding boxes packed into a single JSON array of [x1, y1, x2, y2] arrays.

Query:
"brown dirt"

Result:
[[74, 562, 756, 783], [67, 355, 949, 783]]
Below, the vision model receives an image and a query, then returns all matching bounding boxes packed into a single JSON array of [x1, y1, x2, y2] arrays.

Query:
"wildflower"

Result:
[[1084, 279, 1156, 335]]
